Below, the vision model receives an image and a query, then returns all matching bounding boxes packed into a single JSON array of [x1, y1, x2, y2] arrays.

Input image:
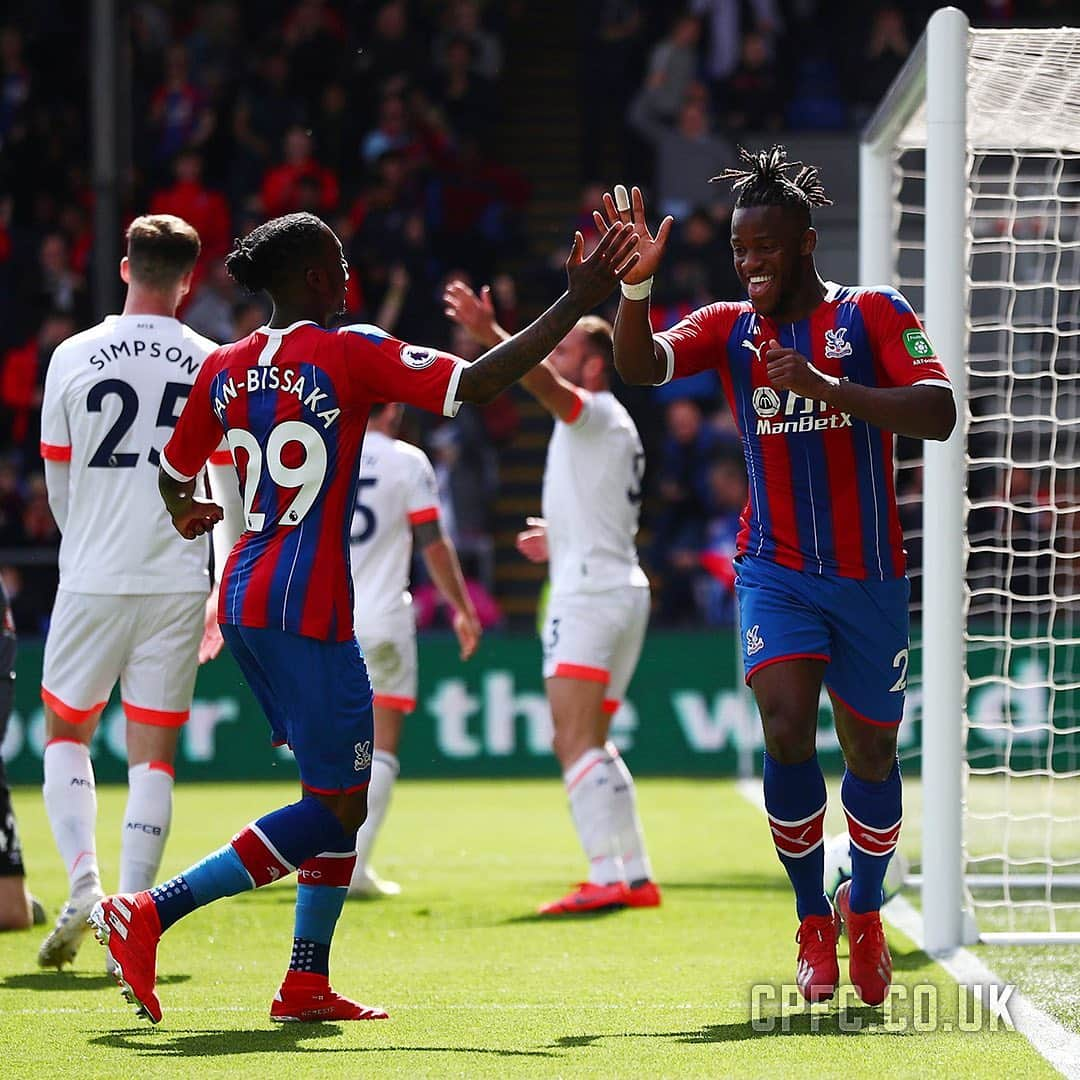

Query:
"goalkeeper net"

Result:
[[867, 17, 1080, 944]]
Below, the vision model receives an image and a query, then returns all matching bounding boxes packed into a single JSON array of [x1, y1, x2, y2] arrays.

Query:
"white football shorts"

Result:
[[356, 604, 418, 713], [541, 584, 650, 712], [41, 590, 206, 727]]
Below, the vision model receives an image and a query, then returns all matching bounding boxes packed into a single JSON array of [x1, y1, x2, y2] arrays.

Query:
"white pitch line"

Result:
[[736, 778, 1080, 1080]]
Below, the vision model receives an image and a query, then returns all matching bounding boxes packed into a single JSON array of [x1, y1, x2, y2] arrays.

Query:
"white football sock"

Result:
[[352, 750, 399, 877], [564, 747, 622, 885], [119, 762, 174, 893], [606, 741, 653, 885], [42, 739, 100, 895]]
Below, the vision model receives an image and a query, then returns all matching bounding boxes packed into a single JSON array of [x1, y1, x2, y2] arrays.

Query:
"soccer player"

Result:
[[346, 401, 482, 898], [444, 283, 659, 915], [90, 210, 640, 1024], [602, 152, 956, 1006], [36, 215, 241, 969]]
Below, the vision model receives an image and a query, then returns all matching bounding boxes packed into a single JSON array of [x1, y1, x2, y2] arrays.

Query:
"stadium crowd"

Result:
[[0, 0, 1071, 634]]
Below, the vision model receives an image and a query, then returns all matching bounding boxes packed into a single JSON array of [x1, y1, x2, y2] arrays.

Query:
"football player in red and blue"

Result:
[[89, 210, 640, 1024], [604, 148, 956, 1006]]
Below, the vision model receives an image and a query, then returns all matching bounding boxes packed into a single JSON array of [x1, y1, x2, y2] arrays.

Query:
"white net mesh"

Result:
[[892, 28, 1080, 936]]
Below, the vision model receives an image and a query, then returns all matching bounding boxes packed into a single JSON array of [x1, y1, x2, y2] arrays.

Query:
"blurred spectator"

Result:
[[0, 311, 75, 462], [31, 236, 88, 326], [185, 262, 239, 343], [628, 84, 733, 219], [661, 206, 743, 309], [638, 13, 701, 122], [649, 398, 726, 623], [362, 94, 415, 165], [690, 0, 781, 86], [695, 451, 747, 625], [431, 35, 494, 139], [312, 81, 353, 178], [282, 0, 347, 111], [149, 149, 231, 283], [148, 44, 215, 171], [434, 1, 503, 80], [723, 31, 785, 132], [261, 125, 340, 217], [355, 0, 422, 100], [580, 0, 646, 180], [846, 4, 911, 123], [0, 25, 31, 143], [229, 51, 306, 200]]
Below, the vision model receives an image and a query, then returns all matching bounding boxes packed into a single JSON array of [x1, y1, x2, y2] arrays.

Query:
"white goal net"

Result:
[[864, 15, 1080, 945]]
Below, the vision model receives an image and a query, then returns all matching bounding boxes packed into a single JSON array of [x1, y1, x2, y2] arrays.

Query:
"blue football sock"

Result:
[[763, 751, 831, 919], [289, 845, 357, 977], [842, 760, 903, 914], [150, 797, 352, 933], [150, 846, 251, 932]]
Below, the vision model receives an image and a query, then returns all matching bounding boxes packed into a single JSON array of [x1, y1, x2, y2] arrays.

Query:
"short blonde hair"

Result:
[[125, 214, 201, 289]]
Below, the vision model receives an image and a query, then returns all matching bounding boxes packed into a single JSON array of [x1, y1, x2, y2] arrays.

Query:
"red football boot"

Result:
[[89, 893, 163, 1024], [537, 881, 629, 915], [795, 912, 840, 1003], [625, 880, 662, 908], [834, 880, 892, 1005], [271, 971, 389, 1022]]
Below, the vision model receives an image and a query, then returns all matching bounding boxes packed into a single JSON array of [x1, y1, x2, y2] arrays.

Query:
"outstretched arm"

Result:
[[593, 186, 674, 386], [415, 519, 482, 661], [443, 282, 582, 422], [455, 224, 639, 405], [765, 342, 956, 441]]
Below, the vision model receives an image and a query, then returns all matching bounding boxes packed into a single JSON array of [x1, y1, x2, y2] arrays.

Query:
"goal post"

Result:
[[861, 6, 1080, 952]]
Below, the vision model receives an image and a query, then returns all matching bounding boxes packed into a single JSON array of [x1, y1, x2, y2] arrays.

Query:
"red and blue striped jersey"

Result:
[[162, 320, 467, 640], [654, 284, 951, 580]]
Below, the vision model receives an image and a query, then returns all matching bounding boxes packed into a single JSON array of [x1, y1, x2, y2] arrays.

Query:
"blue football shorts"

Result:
[[221, 623, 374, 793], [734, 555, 911, 726]]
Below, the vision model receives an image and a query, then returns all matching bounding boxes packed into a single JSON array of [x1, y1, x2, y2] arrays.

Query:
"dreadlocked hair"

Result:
[[225, 212, 330, 293], [711, 145, 832, 221]]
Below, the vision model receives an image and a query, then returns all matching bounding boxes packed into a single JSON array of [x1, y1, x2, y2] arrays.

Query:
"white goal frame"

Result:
[[860, 6, 1080, 953]]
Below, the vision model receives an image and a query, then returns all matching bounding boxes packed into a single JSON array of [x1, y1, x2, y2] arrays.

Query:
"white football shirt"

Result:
[[542, 390, 649, 596], [349, 429, 442, 625], [40, 314, 220, 594]]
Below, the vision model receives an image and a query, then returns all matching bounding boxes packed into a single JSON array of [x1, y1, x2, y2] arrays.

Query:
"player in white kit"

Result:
[[37, 215, 242, 968], [347, 401, 482, 897], [445, 283, 661, 915]]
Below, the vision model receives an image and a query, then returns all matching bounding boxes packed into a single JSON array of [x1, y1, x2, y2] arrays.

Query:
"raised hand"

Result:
[[564, 222, 640, 310], [593, 185, 673, 286], [443, 281, 504, 348]]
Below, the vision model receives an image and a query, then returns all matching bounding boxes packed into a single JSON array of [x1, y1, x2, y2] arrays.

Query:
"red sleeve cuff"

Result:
[[40, 442, 72, 462], [563, 391, 585, 424], [408, 506, 439, 525], [208, 449, 234, 466]]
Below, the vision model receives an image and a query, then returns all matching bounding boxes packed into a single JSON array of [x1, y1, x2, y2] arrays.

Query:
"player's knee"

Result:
[[844, 737, 898, 783], [760, 708, 816, 764]]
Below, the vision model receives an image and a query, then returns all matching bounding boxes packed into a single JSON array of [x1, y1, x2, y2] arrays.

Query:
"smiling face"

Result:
[[730, 204, 816, 317]]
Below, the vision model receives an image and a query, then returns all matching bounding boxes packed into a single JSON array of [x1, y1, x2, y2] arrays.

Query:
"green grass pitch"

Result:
[[0, 778, 1067, 1078]]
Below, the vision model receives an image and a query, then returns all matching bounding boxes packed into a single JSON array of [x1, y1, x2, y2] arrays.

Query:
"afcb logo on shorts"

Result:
[[354, 740, 373, 772], [745, 624, 765, 657]]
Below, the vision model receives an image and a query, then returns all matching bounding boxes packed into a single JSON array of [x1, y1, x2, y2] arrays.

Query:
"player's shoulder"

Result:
[[842, 284, 918, 318], [391, 437, 434, 470], [337, 323, 394, 347], [659, 299, 754, 337], [178, 322, 220, 360], [48, 318, 116, 365]]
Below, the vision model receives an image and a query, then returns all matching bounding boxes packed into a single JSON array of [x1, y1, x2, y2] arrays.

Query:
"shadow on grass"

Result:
[[500, 907, 627, 926], [89, 1027, 558, 1059], [0, 971, 191, 992], [657, 876, 791, 894], [549, 1006, 891, 1048]]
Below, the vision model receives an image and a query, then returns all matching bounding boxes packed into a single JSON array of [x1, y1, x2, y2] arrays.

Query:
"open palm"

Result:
[[592, 185, 673, 285]]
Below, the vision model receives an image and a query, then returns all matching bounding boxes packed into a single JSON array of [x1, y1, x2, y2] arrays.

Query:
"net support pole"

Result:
[[921, 5, 971, 956]]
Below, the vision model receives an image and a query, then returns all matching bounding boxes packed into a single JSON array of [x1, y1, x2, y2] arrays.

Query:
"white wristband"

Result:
[[620, 276, 653, 301]]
